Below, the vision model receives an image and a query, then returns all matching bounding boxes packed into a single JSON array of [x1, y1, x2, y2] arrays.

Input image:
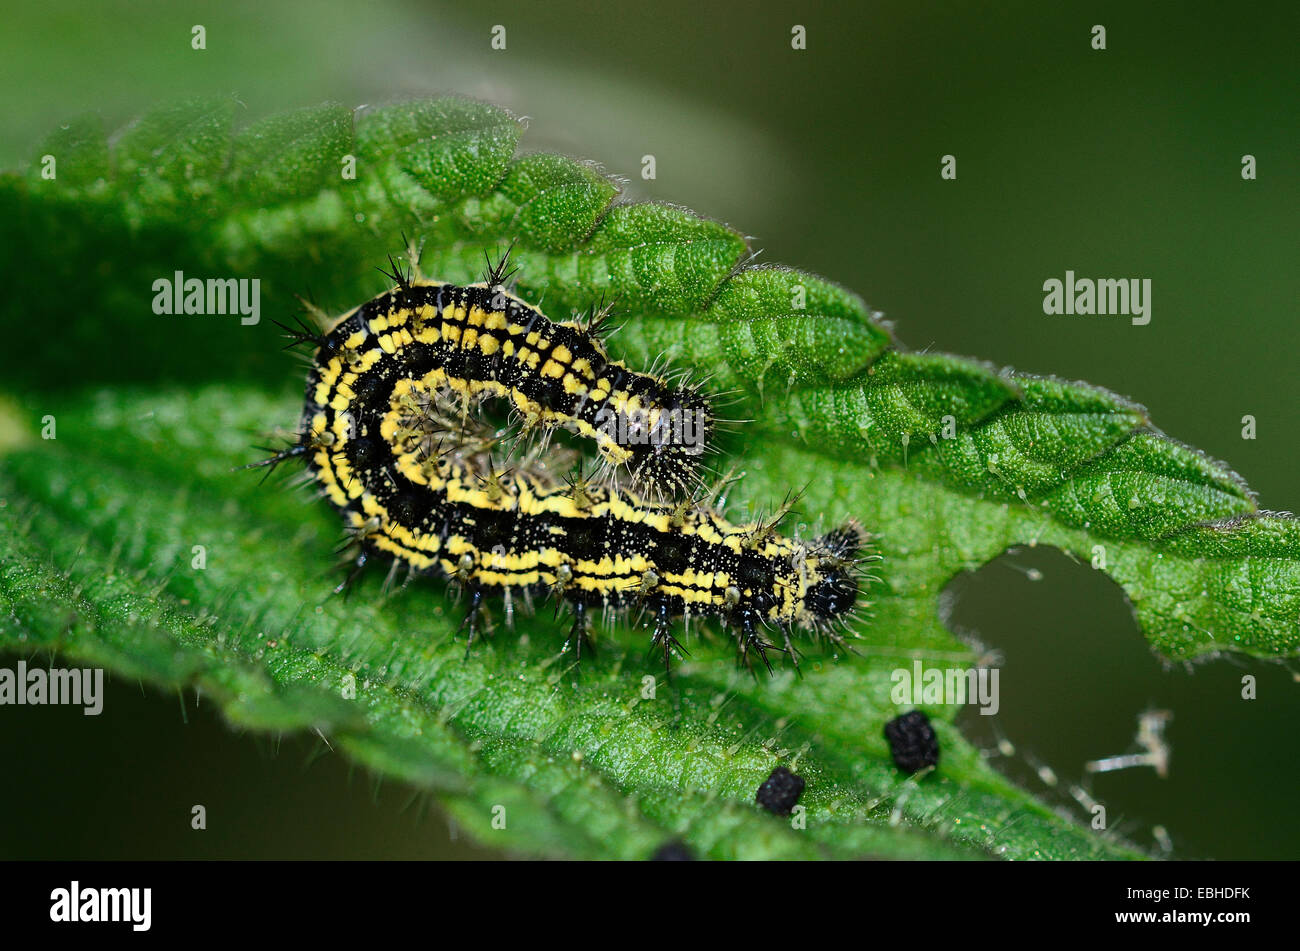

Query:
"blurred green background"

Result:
[[1, 0, 1296, 859]]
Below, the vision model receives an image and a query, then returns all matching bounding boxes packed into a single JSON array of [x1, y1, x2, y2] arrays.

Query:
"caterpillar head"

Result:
[[802, 521, 869, 624]]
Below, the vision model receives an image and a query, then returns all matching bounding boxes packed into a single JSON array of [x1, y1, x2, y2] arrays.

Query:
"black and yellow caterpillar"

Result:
[[253, 255, 867, 671], [296, 258, 713, 498]]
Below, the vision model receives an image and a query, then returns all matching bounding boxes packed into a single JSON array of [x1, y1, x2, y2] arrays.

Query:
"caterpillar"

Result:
[[251, 253, 869, 672], [277, 252, 714, 499]]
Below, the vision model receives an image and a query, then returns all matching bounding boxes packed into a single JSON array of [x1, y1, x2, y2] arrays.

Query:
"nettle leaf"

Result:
[[3, 97, 1296, 860]]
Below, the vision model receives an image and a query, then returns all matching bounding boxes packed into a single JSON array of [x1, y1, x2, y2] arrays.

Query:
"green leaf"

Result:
[[491, 153, 620, 251], [3, 97, 1296, 859], [353, 97, 521, 200], [114, 96, 238, 216], [227, 102, 355, 204], [29, 115, 111, 192]]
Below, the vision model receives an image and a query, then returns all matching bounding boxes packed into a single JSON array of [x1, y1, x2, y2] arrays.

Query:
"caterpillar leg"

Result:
[[650, 601, 687, 676], [460, 587, 486, 658], [778, 623, 803, 677], [332, 548, 369, 598], [736, 612, 782, 676], [565, 600, 597, 663]]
